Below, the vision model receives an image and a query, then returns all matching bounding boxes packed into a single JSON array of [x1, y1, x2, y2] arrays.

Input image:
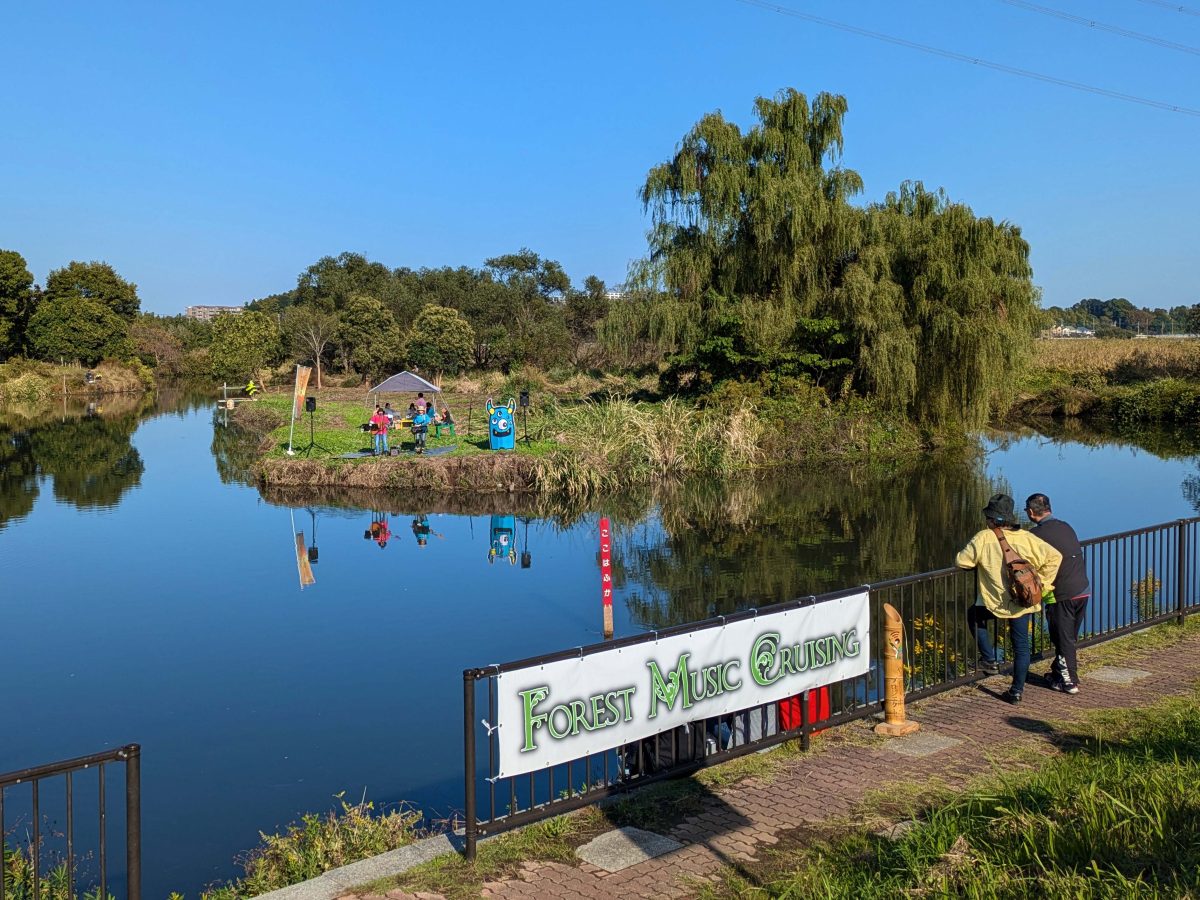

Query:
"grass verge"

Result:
[[697, 686, 1200, 899], [195, 799, 421, 900]]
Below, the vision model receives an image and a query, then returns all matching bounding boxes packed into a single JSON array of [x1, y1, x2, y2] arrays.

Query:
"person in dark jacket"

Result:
[[1026, 493, 1090, 694]]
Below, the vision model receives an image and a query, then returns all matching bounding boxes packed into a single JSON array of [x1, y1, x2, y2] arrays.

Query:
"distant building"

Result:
[[185, 305, 244, 321], [1044, 324, 1095, 339], [605, 290, 629, 301]]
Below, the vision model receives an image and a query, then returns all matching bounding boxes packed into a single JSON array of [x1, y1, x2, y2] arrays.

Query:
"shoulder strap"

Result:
[[991, 526, 1024, 564]]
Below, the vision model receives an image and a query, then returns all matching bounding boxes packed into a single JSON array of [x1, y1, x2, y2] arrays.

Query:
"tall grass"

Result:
[[533, 397, 764, 497], [1, 844, 110, 900], [1034, 338, 1200, 383], [198, 799, 422, 900], [702, 691, 1200, 898]]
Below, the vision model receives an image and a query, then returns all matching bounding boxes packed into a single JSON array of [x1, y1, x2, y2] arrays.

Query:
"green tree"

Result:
[[622, 88, 1038, 427], [44, 261, 140, 319], [0, 249, 35, 357], [26, 295, 131, 364], [483, 249, 571, 368], [209, 311, 281, 381], [404, 304, 475, 382], [335, 295, 401, 380], [282, 304, 339, 388]]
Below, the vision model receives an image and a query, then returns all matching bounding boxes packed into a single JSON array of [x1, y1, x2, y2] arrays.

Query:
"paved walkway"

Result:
[[366, 627, 1200, 899]]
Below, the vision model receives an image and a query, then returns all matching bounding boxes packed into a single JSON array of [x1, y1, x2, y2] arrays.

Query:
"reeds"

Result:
[[533, 397, 764, 498], [1035, 338, 1200, 382]]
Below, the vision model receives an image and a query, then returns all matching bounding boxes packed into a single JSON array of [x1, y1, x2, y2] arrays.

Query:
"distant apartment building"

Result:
[[185, 305, 244, 321]]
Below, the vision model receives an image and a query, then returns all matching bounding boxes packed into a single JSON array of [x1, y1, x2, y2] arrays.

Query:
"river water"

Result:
[[1, 391, 1196, 895]]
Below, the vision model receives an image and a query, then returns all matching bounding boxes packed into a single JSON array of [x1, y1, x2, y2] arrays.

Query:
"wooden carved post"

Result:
[[875, 602, 920, 737]]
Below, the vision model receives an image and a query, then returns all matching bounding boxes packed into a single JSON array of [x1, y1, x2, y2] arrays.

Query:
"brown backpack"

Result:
[[992, 527, 1043, 608]]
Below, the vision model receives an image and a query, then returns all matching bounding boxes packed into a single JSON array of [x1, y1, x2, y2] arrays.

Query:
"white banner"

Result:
[[495, 591, 869, 778]]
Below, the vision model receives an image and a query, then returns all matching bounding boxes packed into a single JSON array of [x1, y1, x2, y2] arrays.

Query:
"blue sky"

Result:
[[1, 0, 1197, 314]]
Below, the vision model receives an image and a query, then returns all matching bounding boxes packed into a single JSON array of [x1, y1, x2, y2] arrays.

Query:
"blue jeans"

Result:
[[969, 606, 1032, 694], [373, 432, 389, 454]]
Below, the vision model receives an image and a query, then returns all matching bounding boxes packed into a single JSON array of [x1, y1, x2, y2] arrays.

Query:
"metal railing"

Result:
[[0, 745, 141, 900], [462, 516, 1200, 858]]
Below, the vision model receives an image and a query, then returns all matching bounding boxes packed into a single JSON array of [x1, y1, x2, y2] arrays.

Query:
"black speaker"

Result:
[[519, 390, 530, 408], [305, 396, 317, 413]]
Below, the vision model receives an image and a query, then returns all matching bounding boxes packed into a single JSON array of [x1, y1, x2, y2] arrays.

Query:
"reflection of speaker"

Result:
[[521, 550, 532, 569], [519, 391, 530, 408], [305, 396, 317, 413], [308, 546, 319, 563]]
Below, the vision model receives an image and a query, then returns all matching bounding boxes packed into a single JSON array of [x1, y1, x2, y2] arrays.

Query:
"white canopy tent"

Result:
[[367, 371, 445, 416]]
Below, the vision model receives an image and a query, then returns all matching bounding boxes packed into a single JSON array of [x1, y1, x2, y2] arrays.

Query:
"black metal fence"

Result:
[[0, 745, 141, 900], [462, 516, 1200, 858]]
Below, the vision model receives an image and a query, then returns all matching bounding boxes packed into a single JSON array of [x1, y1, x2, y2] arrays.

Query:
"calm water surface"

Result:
[[2, 392, 1196, 894]]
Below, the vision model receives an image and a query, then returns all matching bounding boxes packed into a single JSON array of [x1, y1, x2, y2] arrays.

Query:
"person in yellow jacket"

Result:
[[245, 379, 258, 397], [956, 493, 1062, 704]]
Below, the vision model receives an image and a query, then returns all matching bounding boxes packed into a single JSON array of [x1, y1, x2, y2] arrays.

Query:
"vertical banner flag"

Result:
[[494, 591, 870, 778], [600, 517, 613, 638], [287, 365, 312, 454], [293, 365, 312, 418], [295, 532, 316, 588]]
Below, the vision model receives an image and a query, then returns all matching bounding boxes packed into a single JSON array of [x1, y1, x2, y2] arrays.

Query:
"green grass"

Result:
[[2, 845, 112, 900], [240, 394, 560, 461], [697, 689, 1200, 899], [195, 798, 421, 900]]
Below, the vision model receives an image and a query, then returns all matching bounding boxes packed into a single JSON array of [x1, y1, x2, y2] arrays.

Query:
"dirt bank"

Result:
[[256, 452, 539, 493]]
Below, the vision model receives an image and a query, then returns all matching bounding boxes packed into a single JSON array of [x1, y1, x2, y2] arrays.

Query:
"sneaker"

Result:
[[980, 660, 1001, 675], [1049, 675, 1079, 695], [1001, 688, 1022, 704]]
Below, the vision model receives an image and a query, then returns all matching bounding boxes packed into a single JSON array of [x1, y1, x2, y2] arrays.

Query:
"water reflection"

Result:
[[0, 394, 151, 529], [619, 455, 1005, 629]]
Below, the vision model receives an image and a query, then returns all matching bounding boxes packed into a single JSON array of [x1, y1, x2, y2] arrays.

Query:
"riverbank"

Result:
[[231, 385, 951, 497], [0, 358, 151, 402], [1011, 337, 1200, 427]]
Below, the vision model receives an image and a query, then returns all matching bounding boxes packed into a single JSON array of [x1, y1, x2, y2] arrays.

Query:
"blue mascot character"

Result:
[[488, 515, 517, 565], [486, 397, 516, 451]]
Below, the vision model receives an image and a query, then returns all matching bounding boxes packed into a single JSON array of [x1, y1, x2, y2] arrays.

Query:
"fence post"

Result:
[[124, 744, 141, 900], [799, 690, 811, 752], [1178, 520, 1188, 625], [463, 669, 478, 861]]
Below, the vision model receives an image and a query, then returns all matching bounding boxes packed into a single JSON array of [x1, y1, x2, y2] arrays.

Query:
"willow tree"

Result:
[[834, 182, 1040, 427], [614, 88, 1039, 427]]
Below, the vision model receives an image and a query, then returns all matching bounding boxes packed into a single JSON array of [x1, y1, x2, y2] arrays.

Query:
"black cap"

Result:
[[983, 493, 1017, 525]]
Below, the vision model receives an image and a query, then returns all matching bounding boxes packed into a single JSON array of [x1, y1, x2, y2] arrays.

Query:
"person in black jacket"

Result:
[[1026, 493, 1090, 694]]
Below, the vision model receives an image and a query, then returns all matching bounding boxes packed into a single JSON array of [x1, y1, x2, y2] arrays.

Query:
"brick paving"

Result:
[[371, 629, 1200, 899]]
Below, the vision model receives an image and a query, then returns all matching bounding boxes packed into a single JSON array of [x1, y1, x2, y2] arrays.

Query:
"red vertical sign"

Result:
[[600, 516, 613, 637]]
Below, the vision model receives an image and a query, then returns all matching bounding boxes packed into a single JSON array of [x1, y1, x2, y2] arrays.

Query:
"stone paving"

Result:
[[363, 628, 1200, 900]]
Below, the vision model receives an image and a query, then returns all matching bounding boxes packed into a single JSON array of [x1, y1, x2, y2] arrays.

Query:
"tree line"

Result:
[[7, 87, 1184, 427], [1042, 297, 1200, 337], [0, 247, 613, 385]]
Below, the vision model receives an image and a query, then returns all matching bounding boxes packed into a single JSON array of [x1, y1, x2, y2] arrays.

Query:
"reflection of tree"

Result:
[[0, 393, 167, 529], [1001, 417, 1200, 460], [28, 414, 145, 508], [0, 428, 38, 530], [619, 454, 1001, 629], [211, 416, 262, 487]]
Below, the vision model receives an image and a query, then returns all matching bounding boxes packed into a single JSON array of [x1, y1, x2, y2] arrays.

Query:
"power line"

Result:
[[999, 0, 1200, 55], [1135, 0, 1200, 17], [732, 0, 1200, 117]]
